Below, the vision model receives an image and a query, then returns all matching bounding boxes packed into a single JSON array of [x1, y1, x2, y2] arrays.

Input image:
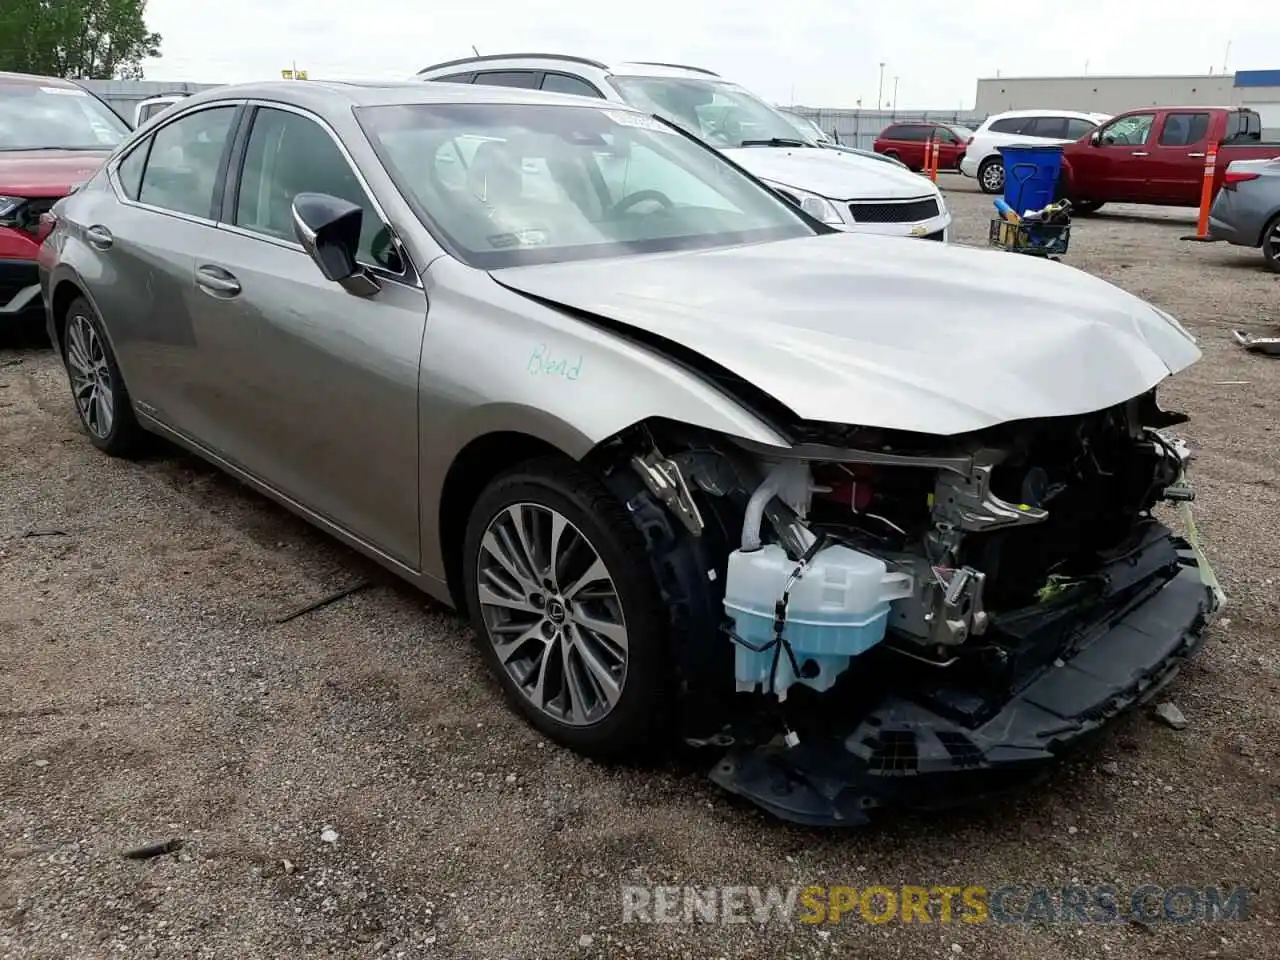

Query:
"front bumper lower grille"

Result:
[[849, 197, 940, 223]]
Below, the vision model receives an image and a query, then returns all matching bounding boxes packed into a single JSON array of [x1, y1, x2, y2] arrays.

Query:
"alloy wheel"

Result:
[[65, 314, 115, 439], [476, 503, 629, 726], [981, 161, 1004, 192]]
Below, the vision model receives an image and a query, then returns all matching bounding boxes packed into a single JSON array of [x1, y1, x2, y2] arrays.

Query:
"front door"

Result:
[[185, 105, 427, 566], [1069, 112, 1157, 202], [1146, 110, 1212, 205]]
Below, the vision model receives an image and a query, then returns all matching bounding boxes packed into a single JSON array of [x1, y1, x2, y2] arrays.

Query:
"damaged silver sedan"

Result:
[[39, 80, 1223, 825]]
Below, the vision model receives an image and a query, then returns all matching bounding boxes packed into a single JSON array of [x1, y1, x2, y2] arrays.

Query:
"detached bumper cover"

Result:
[[710, 545, 1217, 826]]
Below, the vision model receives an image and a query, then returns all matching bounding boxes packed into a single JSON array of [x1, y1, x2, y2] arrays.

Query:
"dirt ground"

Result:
[[2, 178, 1278, 960]]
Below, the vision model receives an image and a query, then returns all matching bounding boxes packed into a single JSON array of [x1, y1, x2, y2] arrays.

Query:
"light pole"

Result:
[[877, 62, 885, 110], [892, 76, 900, 110]]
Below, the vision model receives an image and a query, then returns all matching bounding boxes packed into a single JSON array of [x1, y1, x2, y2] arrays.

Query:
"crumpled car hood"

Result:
[[492, 233, 1201, 437], [721, 145, 936, 200]]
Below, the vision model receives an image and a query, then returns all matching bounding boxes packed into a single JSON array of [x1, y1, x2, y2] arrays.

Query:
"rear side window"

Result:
[[989, 117, 1029, 134], [138, 106, 237, 218], [472, 71, 539, 89], [1158, 112, 1210, 146], [541, 72, 602, 98], [1065, 118, 1098, 139], [434, 73, 475, 84], [115, 142, 148, 200], [1026, 116, 1068, 138], [884, 125, 927, 141]]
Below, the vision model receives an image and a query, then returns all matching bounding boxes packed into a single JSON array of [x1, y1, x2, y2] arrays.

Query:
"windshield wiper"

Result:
[[738, 137, 812, 148]]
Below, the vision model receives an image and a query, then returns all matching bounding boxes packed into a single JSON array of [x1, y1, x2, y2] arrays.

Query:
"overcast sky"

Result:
[[139, 0, 1277, 109]]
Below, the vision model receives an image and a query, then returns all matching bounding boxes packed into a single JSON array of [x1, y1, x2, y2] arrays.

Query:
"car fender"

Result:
[[42, 259, 114, 359], [416, 261, 793, 582]]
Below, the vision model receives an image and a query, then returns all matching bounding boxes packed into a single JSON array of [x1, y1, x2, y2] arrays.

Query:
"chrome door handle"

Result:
[[1130, 151, 1149, 157], [1187, 152, 1205, 158], [85, 224, 113, 249], [195, 265, 241, 296]]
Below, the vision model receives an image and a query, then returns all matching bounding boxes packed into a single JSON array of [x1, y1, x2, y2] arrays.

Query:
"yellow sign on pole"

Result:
[[296, 70, 308, 80], [281, 69, 294, 80]]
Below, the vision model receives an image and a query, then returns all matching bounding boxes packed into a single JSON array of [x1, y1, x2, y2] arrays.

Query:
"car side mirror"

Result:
[[1089, 131, 1101, 146], [291, 192, 380, 297]]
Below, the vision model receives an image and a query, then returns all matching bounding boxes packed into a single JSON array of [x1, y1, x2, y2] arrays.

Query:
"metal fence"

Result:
[[785, 107, 988, 151]]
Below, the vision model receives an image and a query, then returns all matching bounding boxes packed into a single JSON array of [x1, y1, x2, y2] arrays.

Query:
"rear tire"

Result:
[[1071, 200, 1105, 216], [461, 456, 673, 760], [1261, 214, 1280, 273], [61, 297, 147, 458], [978, 157, 1004, 193]]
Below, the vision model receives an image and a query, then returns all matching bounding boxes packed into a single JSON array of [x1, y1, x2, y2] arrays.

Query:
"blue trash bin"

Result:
[[998, 144, 1064, 217]]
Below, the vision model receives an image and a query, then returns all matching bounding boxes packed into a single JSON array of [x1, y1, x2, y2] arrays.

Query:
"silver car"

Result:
[[39, 80, 1220, 825], [1209, 157, 1280, 272]]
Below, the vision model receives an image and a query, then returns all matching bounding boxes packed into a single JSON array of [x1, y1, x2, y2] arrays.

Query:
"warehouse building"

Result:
[[975, 69, 1280, 136]]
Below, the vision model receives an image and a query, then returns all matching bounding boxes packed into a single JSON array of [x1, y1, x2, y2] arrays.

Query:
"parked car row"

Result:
[[33, 76, 1219, 826]]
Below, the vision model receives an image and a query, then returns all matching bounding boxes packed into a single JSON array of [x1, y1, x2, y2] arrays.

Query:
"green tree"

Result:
[[0, 0, 161, 80]]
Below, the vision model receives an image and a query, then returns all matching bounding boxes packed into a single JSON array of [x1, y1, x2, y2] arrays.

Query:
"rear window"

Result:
[[0, 81, 129, 151], [1225, 110, 1262, 143]]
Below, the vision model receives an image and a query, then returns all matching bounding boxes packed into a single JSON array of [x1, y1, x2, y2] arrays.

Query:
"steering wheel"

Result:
[[607, 189, 675, 217]]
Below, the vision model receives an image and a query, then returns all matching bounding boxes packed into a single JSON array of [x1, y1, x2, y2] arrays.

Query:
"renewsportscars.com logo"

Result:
[[621, 884, 1252, 926]]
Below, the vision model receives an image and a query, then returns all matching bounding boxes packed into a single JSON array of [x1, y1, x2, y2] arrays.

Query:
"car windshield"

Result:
[[358, 102, 817, 269], [0, 81, 129, 151], [950, 125, 975, 139], [781, 112, 829, 142], [608, 75, 815, 148]]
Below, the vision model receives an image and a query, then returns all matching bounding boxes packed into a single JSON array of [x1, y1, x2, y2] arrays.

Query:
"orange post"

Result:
[[932, 137, 942, 181], [925, 136, 938, 182], [1182, 141, 1219, 242]]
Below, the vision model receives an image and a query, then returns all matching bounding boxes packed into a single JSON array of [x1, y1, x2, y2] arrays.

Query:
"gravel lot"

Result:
[[2, 177, 1277, 959]]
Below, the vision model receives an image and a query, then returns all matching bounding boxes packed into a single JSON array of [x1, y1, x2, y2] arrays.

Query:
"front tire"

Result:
[[62, 297, 146, 458], [1261, 214, 1280, 273], [978, 157, 1004, 194], [1071, 200, 1105, 216], [461, 456, 672, 759]]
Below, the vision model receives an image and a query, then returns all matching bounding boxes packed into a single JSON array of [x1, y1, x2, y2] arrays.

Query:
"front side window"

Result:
[[360, 102, 815, 269], [138, 106, 237, 218], [1100, 113, 1155, 146], [0, 80, 129, 151], [607, 76, 812, 148], [1158, 112, 1210, 147], [233, 107, 398, 271]]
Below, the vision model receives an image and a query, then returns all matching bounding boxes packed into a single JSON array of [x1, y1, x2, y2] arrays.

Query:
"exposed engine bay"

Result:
[[600, 388, 1222, 824]]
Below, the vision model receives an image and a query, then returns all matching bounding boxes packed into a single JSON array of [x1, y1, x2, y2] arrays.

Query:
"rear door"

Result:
[[186, 104, 428, 564], [88, 103, 242, 429], [1068, 111, 1158, 202], [1147, 110, 1212, 204]]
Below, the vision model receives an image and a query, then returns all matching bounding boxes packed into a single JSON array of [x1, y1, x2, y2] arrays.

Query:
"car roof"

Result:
[[173, 77, 648, 112], [415, 53, 724, 81], [985, 108, 1110, 121], [0, 70, 80, 88]]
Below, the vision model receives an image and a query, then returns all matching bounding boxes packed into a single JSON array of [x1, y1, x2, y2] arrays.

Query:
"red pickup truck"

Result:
[[1058, 106, 1278, 214]]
